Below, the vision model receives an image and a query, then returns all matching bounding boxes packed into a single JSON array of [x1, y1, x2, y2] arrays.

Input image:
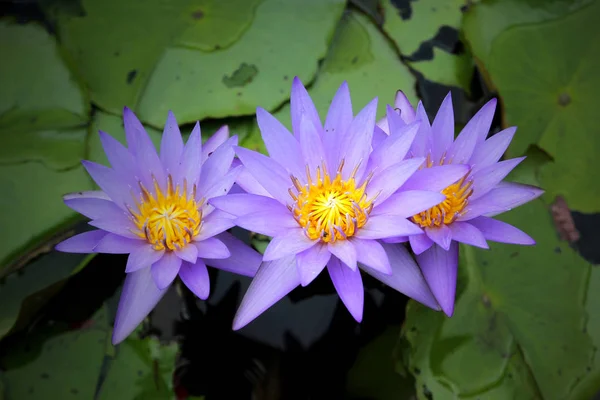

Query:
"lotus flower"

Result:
[[377, 91, 543, 316], [211, 78, 470, 329], [56, 108, 261, 344]]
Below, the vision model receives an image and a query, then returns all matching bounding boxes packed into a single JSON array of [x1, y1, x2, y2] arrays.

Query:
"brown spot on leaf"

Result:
[[558, 92, 571, 107], [191, 9, 204, 19], [551, 196, 580, 242]]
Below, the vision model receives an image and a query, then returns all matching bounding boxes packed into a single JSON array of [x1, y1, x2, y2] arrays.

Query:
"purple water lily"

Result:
[[378, 91, 543, 316], [56, 108, 261, 344], [211, 78, 471, 329]]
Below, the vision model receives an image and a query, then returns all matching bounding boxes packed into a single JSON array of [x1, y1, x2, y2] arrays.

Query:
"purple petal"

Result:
[[409, 102, 432, 158], [204, 232, 261, 277], [328, 256, 364, 322], [339, 97, 377, 182], [416, 242, 458, 316], [409, 233, 433, 255], [81, 161, 133, 210], [470, 157, 526, 200], [469, 216, 535, 245], [356, 215, 423, 239], [177, 122, 202, 189], [367, 158, 425, 204], [431, 92, 454, 163], [447, 98, 497, 164], [323, 81, 353, 171], [459, 182, 543, 221], [469, 127, 516, 173], [425, 225, 452, 250], [263, 228, 316, 261], [64, 195, 124, 221], [234, 163, 271, 197], [448, 222, 488, 248], [376, 116, 389, 135], [368, 120, 420, 173], [151, 252, 182, 290], [235, 146, 292, 205], [123, 107, 166, 192], [351, 238, 391, 274], [202, 125, 229, 162], [98, 131, 137, 181], [209, 193, 286, 217], [236, 209, 298, 237], [298, 113, 326, 173], [394, 91, 416, 124], [201, 165, 242, 203], [88, 215, 139, 239], [401, 164, 469, 192], [257, 107, 304, 178], [112, 266, 168, 344], [296, 244, 331, 286], [198, 135, 238, 197], [372, 125, 388, 148], [195, 237, 230, 259], [362, 243, 440, 310], [125, 245, 164, 273], [382, 236, 409, 244], [179, 259, 210, 300], [63, 190, 109, 201], [194, 209, 236, 241], [94, 233, 144, 254], [175, 243, 199, 263], [328, 240, 357, 271], [233, 255, 300, 330], [385, 104, 407, 134], [160, 111, 184, 175], [55, 230, 107, 253], [290, 77, 322, 137], [372, 190, 446, 218]]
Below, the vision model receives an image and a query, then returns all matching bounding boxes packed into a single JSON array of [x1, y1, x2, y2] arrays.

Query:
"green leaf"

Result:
[[404, 196, 596, 399], [243, 10, 418, 150], [487, 1, 600, 212], [1, 305, 110, 399], [47, 0, 346, 126], [0, 20, 91, 270], [0, 252, 93, 340], [0, 20, 88, 133], [408, 48, 474, 94], [346, 326, 415, 400], [463, 0, 592, 69], [382, 0, 467, 57], [96, 334, 178, 400]]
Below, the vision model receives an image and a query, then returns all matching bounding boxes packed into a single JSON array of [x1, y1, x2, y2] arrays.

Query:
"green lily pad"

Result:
[[96, 335, 178, 399], [0, 252, 93, 340], [346, 326, 415, 400], [488, 1, 600, 212], [48, 0, 346, 126], [243, 10, 418, 151], [382, 0, 467, 57], [463, 0, 592, 69], [0, 20, 88, 133], [1, 305, 110, 399], [408, 48, 474, 94], [403, 195, 596, 398]]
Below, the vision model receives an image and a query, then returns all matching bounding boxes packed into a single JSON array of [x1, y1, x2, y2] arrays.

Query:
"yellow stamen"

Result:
[[411, 173, 473, 228], [291, 160, 375, 243], [130, 175, 203, 251]]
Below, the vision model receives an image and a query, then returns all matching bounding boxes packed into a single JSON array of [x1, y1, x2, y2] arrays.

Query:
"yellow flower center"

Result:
[[290, 160, 376, 243], [411, 154, 472, 228], [130, 176, 203, 251]]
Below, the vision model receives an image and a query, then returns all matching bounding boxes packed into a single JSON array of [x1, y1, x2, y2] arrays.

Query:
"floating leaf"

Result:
[[382, 0, 466, 57], [0, 252, 93, 340], [346, 326, 415, 400], [463, 0, 591, 69], [404, 195, 596, 398], [408, 48, 473, 93], [243, 10, 418, 150], [488, 1, 600, 212], [48, 0, 346, 126], [1, 305, 110, 399], [96, 334, 178, 399]]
